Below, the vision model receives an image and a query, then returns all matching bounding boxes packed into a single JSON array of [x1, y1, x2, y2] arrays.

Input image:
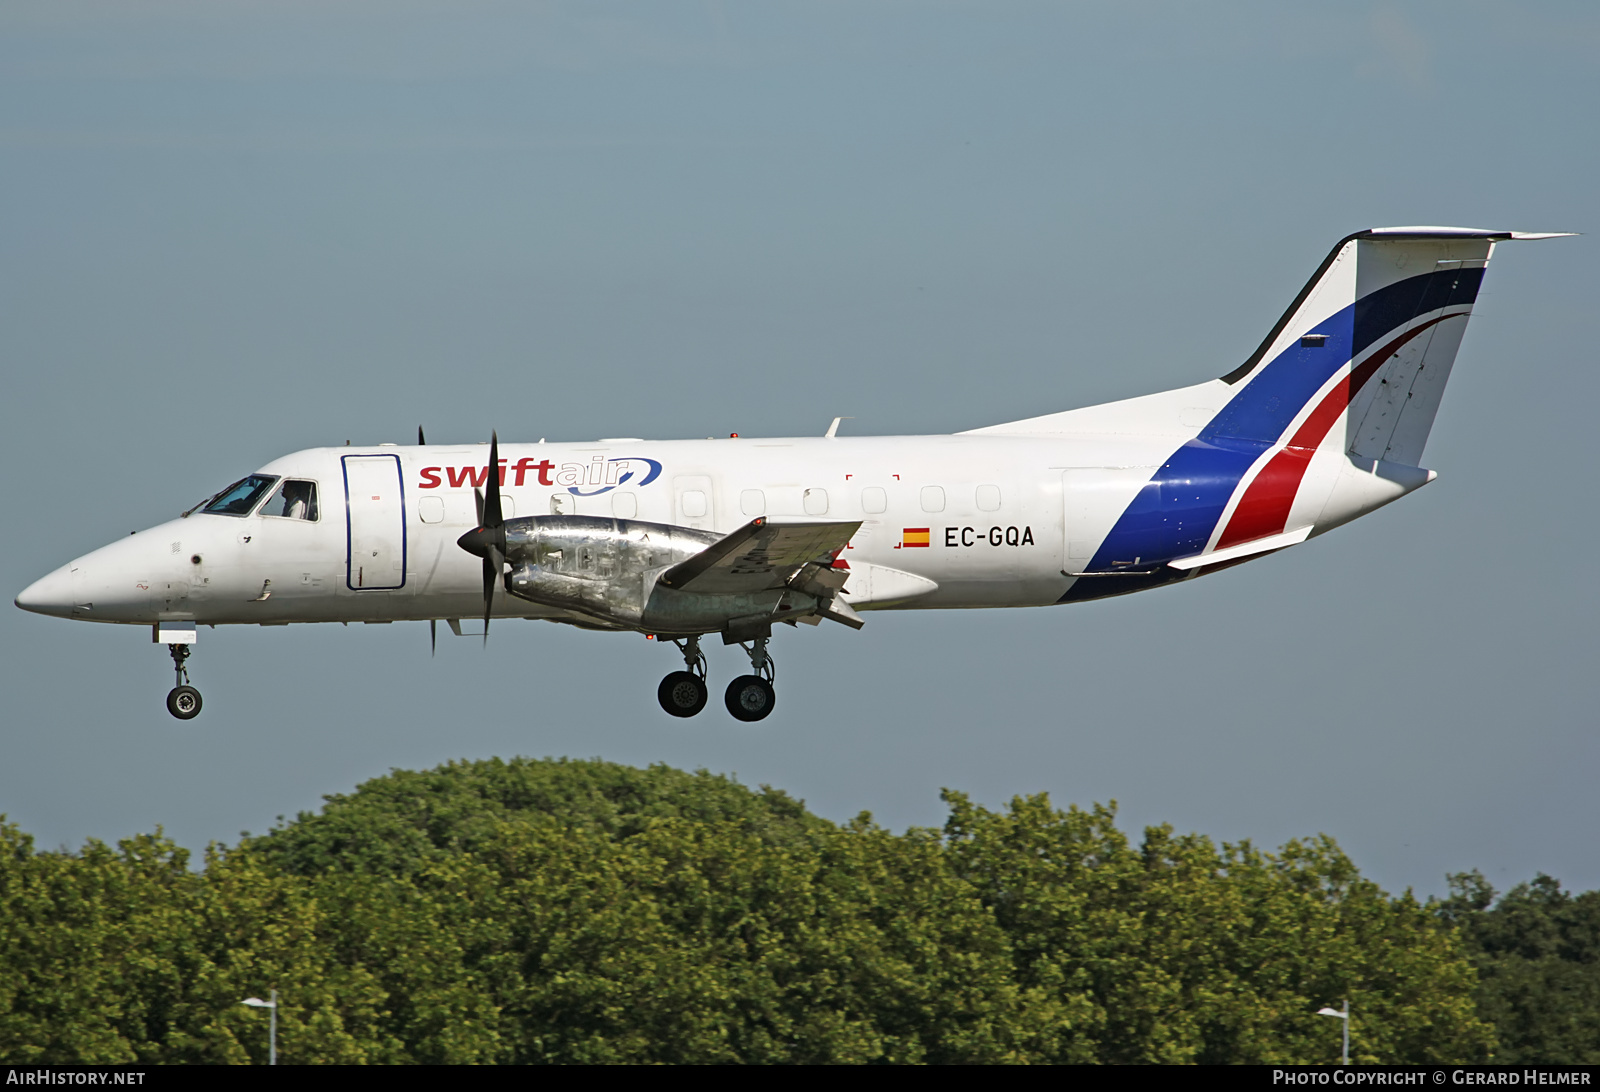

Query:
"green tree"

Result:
[[1440, 871, 1600, 1063], [291, 813, 1032, 1063], [940, 792, 1493, 1063], [243, 756, 831, 878], [0, 822, 207, 1063], [0, 762, 1508, 1064]]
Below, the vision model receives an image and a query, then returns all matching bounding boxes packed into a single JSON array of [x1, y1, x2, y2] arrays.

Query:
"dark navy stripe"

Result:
[[1058, 567, 1190, 604], [1355, 266, 1482, 353]]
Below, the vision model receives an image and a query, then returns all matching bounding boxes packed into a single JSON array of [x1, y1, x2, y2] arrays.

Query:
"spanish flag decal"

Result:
[[900, 527, 931, 548]]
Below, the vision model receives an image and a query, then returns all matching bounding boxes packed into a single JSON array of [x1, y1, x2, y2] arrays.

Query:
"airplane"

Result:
[[14, 226, 1570, 722]]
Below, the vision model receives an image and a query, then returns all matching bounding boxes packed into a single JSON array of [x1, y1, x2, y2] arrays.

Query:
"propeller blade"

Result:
[[456, 429, 509, 648], [418, 425, 426, 446], [483, 430, 503, 529], [482, 544, 505, 646], [430, 618, 436, 657]]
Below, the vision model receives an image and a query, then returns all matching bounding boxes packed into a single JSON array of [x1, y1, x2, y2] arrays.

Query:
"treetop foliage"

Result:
[[1, 756, 1574, 1064], [1437, 870, 1600, 1064], [242, 757, 829, 877]]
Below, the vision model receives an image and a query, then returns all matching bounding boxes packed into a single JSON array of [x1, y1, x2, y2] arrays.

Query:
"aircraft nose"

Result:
[[15, 564, 77, 619]]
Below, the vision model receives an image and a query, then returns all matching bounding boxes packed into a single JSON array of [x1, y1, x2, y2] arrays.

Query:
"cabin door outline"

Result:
[[343, 454, 407, 590]]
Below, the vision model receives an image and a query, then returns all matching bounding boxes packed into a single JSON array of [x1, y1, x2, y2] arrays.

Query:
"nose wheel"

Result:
[[165, 643, 202, 720], [657, 635, 709, 717], [725, 636, 776, 722]]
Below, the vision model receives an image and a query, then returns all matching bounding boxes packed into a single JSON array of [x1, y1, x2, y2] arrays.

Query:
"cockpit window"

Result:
[[263, 479, 319, 521], [201, 475, 279, 516]]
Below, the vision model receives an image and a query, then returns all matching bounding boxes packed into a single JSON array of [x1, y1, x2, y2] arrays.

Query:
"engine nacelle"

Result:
[[502, 515, 830, 636], [500, 516, 707, 626]]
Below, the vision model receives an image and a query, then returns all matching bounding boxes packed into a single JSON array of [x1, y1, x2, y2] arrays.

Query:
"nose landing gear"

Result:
[[165, 643, 202, 720], [657, 635, 709, 717], [725, 636, 776, 722]]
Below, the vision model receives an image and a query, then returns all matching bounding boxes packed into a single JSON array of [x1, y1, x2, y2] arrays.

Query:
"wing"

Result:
[[657, 517, 861, 595]]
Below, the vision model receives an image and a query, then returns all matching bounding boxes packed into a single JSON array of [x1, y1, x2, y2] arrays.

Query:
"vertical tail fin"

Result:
[[1205, 227, 1568, 552], [1053, 227, 1568, 598], [1216, 227, 1573, 464], [1216, 227, 1502, 462]]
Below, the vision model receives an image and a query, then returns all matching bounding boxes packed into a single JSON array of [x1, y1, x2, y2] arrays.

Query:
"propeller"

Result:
[[455, 430, 506, 645]]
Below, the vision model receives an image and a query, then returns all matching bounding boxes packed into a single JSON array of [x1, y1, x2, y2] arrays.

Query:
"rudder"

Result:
[[1343, 235, 1492, 466]]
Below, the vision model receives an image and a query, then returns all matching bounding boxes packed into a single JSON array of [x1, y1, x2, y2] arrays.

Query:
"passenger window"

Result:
[[418, 496, 445, 524], [976, 484, 1002, 512], [861, 486, 887, 514], [682, 490, 708, 518], [202, 475, 279, 517], [740, 489, 766, 516], [612, 492, 637, 518], [804, 488, 829, 516], [920, 486, 945, 513]]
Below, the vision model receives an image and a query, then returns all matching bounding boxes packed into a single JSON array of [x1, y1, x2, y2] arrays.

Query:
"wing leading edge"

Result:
[[658, 516, 861, 596]]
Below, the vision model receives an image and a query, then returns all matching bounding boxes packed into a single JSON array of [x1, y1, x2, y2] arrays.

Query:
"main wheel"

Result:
[[657, 671, 708, 717], [724, 675, 776, 722], [166, 685, 203, 720]]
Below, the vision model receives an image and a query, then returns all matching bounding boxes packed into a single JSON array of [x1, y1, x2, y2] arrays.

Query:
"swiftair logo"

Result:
[[419, 456, 662, 497]]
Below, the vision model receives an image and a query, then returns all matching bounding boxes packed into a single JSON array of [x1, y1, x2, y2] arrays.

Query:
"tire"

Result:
[[657, 671, 708, 717], [724, 675, 776, 722], [166, 685, 203, 720]]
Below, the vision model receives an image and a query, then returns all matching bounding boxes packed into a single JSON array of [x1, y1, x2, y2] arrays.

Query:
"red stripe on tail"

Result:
[[1215, 316, 1454, 549]]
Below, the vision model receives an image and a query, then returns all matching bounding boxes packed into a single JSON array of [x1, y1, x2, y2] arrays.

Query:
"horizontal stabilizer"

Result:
[[1167, 525, 1312, 571]]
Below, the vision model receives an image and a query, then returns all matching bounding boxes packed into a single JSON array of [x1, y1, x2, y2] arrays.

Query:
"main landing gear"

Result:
[[725, 636, 776, 722], [657, 635, 709, 718], [165, 643, 202, 720], [654, 633, 777, 721]]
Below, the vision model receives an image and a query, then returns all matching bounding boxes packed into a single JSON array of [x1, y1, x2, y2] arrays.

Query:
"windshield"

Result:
[[201, 475, 279, 516]]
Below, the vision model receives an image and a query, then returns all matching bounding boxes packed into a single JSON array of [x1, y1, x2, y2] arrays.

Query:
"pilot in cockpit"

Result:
[[273, 480, 317, 521]]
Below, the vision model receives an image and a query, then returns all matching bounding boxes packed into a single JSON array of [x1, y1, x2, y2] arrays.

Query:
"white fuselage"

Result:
[[16, 426, 1426, 631]]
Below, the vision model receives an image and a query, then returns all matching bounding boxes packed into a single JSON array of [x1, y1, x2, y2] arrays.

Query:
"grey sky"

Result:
[[2, 1, 1595, 899]]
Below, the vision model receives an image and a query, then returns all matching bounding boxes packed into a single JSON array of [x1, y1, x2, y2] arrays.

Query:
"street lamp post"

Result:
[[1316, 999, 1350, 1065], [241, 990, 278, 1065]]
